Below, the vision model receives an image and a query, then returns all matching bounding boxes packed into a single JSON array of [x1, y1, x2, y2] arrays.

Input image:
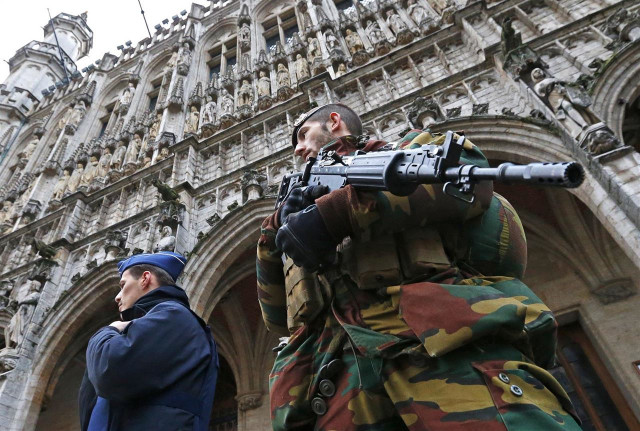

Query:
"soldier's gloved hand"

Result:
[[276, 204, 337, 271], [278, 185, 329, 226]]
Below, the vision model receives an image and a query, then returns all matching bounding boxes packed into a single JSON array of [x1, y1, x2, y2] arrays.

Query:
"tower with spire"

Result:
[[0, 11, 92, 151]]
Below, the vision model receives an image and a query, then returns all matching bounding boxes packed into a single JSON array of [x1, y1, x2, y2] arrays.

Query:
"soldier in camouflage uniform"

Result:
[[257, 103, 582, 430]]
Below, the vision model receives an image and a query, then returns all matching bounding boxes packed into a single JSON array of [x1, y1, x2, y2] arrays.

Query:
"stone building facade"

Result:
[[0, 0, 639, 429]]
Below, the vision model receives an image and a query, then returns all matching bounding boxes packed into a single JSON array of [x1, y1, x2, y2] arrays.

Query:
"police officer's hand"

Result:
[[276, 204, 337, 271], [278, 185, 329, 226]]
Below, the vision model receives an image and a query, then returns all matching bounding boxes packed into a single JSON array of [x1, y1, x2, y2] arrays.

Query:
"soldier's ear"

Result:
[[329, 112, 341, 131]]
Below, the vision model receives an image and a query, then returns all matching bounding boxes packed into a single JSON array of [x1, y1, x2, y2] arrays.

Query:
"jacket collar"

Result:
[[321, 134, 388, 156], [120, 285, 190, 321]]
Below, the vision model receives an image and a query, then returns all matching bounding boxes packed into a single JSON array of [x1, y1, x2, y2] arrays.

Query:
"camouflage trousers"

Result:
[[270, 337, 582, 431]]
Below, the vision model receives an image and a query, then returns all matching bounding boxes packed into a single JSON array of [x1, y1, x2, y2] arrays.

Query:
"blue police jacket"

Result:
[[79, 285, 218, 431]]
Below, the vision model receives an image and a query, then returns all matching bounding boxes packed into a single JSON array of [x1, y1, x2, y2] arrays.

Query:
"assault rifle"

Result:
[[275, 131, 584, 208]]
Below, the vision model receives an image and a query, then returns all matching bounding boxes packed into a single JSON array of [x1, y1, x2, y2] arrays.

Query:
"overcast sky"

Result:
[[0, 0, 204, 83]]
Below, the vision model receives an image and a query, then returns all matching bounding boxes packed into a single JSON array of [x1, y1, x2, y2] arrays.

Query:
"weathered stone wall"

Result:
[[0, 0, 639, 429]]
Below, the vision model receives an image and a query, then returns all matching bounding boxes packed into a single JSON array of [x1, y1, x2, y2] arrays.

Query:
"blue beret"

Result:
[[117, 251, 187, 281]]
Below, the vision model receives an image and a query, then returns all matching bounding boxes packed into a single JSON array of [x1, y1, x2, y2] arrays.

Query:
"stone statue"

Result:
[[238, 80, 254, 107], [300, 10, 312, 31], [124, 133, 142, 166], [295, 54, 310, 81], [149, 113, 162, 140], [153, 226, 176, 252], [407, 0, 430, 26], [97, 147, 112, 178], [386, 9, 407, 35], [138, 136, 152, 169], [19, 136, 39, 160], [277, 63, 291, 88], [366, 20, 385, 44], [184, 106, 200, 135], [202, 97, 217, 124], [345, 29, 364, 54], [80, 156, 99, 187], [335, 63, 347, 77], [220, 89, 234, 115], [155, 146, 170, 163], [6, 279, 41, 348], [179, 43, 192, 66], [52, 169, 70, 201], [0, 201, 14, 225], [257, 71, 271, 97], [325, 30, 340, 52], [239, 23, 251, 48], [120, 83, 135, 106], [531, 68, 592, 138], [110, 141, 127, 171], [57, 107, 72, 131], [307, 37, 322, 63], [501, 17, 522, 55], [69, 101, 86, 129], [165, 50, 179, 73]]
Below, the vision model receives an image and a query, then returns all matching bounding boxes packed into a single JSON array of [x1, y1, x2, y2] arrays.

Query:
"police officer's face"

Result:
[[294, 120, 335, 161], [115, 269, 150, 312]]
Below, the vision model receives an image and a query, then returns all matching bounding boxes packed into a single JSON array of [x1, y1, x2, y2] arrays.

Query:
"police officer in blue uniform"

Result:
[[79, 251, 218, 431]]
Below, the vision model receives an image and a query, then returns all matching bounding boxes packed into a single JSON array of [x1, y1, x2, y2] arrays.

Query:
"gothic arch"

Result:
[[195, 18, 239, 84], [591, 39, 640, 143], [430, 116, 640, 271], [9, 263, 120, 430]]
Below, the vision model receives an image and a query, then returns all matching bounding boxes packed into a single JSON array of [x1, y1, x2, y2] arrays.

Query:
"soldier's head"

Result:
[[291, 103, 362, 161]]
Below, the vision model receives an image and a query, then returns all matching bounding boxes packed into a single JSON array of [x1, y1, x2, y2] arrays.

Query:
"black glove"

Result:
[[278, 185, 329, 225], [276, 204, 337, 271]]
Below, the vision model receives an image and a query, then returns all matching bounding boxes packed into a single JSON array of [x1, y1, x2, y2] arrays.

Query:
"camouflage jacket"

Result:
[[257, 130, 556, 368]]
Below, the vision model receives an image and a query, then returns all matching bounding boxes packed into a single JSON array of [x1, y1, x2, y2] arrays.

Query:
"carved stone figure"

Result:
[[51, 169, 70, 201], [66, 162, 84, 194], [307, 37, 322, 64], [184, 106, 200, 135], [258, 71, 271, 97], [325, 30, 340, 52], [295, 54, 310, 81], [0, 201, 14, 225], [335, 63, 347, 77], [239, 23, 251, 48], [179, 43, 192, 66], [386, 9, 407, 35], [120, 83, 135, 106], [277, 63, 291, 88], [69, 100, 87, 127], [97, 147, 112, 178], [366, 20, 385, 44], [202, 97, 217, 124], [6, 279, 41, 348], [165, 50, 179, 73], [110, 142, 127, 171], [220, 89, 234, 115], [407, 0, 430, 26], [153, 226, 176, 252], [138, 136, 152, 169], [19, 136, 39, 160], [57, 107, 72, 131], [155, 146, 170, 163], [124, 133, 142, 166], [238, 80, 254, 107], [345, 29, 364, 54], [149, 112, 162, 140], [80, 156, 99, 187], [531, 68, 593, 138]]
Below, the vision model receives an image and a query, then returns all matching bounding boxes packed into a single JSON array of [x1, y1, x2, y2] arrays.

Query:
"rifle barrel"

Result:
[[442, 162, 584, 188]]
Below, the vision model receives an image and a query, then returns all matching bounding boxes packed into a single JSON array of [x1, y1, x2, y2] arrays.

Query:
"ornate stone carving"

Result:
[[365, 19, 391, 56], [239, 22, 251, 49], [153, 226, 176, 252], [501, 17, 522, 56], [530, 67, 599, 138], [407, 96, 443, 129], [18, 136, 39, 160], [295, 54, 310, 82], [578, 122, 622, 156], [446, 107, 461, 118], [344, 29, 367, 66], [386, 9, 412, 44], [123, 133, 143, 174], [177, 42, 192, 76], [407, 0, 436, 32], [242, 169, 266, 201], [472, 103, 489, 115], [6, 279, 41, 349], [237, 392, 263, 411], [168, 77, 185, 110], [184, 106, 200, 136], [257, 71, 273, 110], [104, 229, 128, 260], [593, 278, 636, 304]]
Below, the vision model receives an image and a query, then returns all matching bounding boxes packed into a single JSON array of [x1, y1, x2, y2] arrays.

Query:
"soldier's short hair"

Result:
[[292, 103, 363, 148], [127, 264, 176, 286]]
